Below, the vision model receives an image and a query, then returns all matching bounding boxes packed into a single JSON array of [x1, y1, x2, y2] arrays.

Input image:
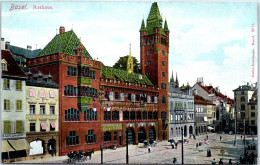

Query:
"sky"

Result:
[[1, 1, 258, 98]]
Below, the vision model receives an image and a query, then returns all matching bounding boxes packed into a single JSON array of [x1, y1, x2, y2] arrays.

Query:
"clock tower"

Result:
[[140, 2, 170, 140]]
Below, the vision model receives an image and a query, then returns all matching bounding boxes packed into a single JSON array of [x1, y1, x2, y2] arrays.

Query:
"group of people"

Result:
[[240, 151, 256, 164], [212, 158, 235, 164]]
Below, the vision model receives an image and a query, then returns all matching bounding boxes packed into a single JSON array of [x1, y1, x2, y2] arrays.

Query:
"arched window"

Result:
[[153, 111, 158, 120], [84, 108, 97, 121], [147, 71, 151, 78], [104, 111, 111, 121]]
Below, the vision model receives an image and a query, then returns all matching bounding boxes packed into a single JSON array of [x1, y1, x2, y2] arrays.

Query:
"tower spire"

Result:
[[127, 43, 133, 74]]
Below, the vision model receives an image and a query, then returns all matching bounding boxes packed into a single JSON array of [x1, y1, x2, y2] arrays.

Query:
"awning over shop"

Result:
[[204, 116, 208, 121], [50, 122, 56, 128], [1, 140, 15, 152], [8, 139, 32, 151], [41, 123, 47, 130], [208, 126, 214, 130]]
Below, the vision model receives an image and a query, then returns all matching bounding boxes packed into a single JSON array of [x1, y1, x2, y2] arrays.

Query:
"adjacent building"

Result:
[[233, 83, 257, 134], [24, 68, 59, 157], [168, 73, 195, 139], [248, 89, 257, 135], [1, 50, 30, 161]]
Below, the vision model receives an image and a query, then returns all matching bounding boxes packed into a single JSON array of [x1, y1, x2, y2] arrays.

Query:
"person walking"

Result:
[[219, 158, 223, 164], [173, 157, 177, 164], [212, 158, 216, 164], [207, 135, 209, 140], [220, 136, 222, 141], [228, 159, 232, 164], [148, 146, 151, 153]]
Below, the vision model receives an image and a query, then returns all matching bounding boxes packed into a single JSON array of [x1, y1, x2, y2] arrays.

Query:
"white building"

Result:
[[168, 75, 195, 140], [1, 50, 30, 161]]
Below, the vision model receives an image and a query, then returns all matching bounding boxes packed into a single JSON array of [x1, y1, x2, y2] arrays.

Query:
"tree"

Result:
[[113, 55, 140, 73]]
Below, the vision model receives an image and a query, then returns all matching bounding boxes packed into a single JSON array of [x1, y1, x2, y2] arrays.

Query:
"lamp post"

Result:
[[93, 90, 105, 164], [243, 118, 246, 158], [181, 126, 184, 164], [126, 130, 129, 164], [234, 106, 237, 146]]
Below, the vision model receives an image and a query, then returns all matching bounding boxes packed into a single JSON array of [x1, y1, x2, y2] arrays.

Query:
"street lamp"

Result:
[[126, 129, 129, 164], [181, 126, 184, 164], [234, 106, 238, 146]]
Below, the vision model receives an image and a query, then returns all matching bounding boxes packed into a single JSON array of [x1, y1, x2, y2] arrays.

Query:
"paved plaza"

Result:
[[15, 133, 257, 164]]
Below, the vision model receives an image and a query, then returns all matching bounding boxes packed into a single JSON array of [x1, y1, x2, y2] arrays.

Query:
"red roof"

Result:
[[193, 94, 214, 105], [197, 83, 211, 94], [1, 50, 27, 78]]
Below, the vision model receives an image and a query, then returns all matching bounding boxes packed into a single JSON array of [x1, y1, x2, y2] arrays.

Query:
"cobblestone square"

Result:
[[15, 133, 257, 164]]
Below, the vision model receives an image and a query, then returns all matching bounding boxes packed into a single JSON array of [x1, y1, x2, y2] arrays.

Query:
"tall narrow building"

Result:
[[140, 2, 169, 140]]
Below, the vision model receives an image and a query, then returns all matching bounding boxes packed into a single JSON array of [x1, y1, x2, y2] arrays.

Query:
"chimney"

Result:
[[59, 26, 65, 34], [1, 38, 4, 50], [5, 41, 10, 50], [27, 45, 32, 50]]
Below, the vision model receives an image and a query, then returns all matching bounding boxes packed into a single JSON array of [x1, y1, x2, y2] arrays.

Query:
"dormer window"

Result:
[[1, 59, 7, 71], [37, 77, 41, 82]]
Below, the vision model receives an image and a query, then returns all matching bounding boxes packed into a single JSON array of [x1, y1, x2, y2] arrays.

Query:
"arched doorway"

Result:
[[149, 127, 156, 141], [47, 139, 56, 156], [189, 126, 193, 135], [201, 126, 204, 133], [184, 125, 187, 137], [127, 128, 135, 144], [138, 127, 146, 143]]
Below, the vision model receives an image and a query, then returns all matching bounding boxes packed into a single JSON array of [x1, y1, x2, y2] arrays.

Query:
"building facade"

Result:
[[25, 68, 59, 157], [140, 2, 169, 140], [168, 81, 195, 140], [248, 89, 257, 135], [233, 83, 256, 134], [1, 50, 30, 161], [28, 27, 102, 156]]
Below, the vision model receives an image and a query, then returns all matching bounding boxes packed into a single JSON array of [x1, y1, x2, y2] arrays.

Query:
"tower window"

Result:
[[162, 50, 165, 55], [147, 72, 151, 78], [162, 61, 165, 66], [147, 50, 151, 56], [162, 96, 166, 104], [146, 61, 151, 66], [161, 83, 166, 89], [162, 72, 165, 77]]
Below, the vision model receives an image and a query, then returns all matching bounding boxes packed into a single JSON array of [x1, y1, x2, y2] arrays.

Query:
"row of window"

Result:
[[67, 66, 96, 79], [146, 71, 166, 79], [64, 85, 98, 97], [29, 89, 56, 98], [104, 91, 158, 103], [146, 61, 165, 67], [65, 108, 97, 121], [122, 111, 158, 121], [173, 113, 194, 121], [3, 79, 22, 90], [29, 105, 55, 115], [66, 130, 118, 146], [64, 109, 163, 121], [3, 120, 23, 134], [4, 100, 22, 111], [29, 122, 56, 132]]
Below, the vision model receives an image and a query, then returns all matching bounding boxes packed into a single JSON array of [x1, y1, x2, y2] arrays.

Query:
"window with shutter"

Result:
[[16, 121, 23, 133], [4, 100, 10, 110], [4, 121, 11, 134], [16, 80, 22, 90], [4, 79, 10, 89], [16, 100, 22, 110]]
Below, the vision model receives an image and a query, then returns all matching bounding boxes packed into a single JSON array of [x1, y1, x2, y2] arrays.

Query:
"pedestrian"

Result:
[[229, 159, 232, 164], [220, 136, 222, 141], [207, 135, 208, 140], [212, 158, 216, 164], [219, 158, 223, 164], [175, 143, 178, 149], [196, 143, 198, 148], [252, 137, 254, 141], [148, 146, 151, 153], [171, 144, 174, 149], [173, 157, 177, 164], [241, 135, 243, 140]]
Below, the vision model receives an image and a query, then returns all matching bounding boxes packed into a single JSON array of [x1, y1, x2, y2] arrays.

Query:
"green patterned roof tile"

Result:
[[101, 64, 153, 85], [38, 30, 92, 59]]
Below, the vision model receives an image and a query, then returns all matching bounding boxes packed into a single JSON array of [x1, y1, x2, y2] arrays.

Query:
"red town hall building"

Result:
[[27, 2, 169, 156]]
